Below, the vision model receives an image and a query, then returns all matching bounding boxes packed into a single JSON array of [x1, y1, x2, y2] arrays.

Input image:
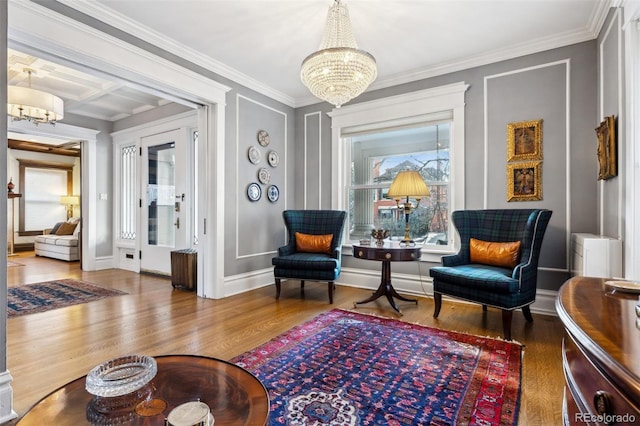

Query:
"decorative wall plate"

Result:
[[267, 150, 280, 167], [258, 167, 271, 184], [248, 146, 261, 164], [267, 185, 279, 202], [257, 130, 270, 147], [247, 183, 262, 201]]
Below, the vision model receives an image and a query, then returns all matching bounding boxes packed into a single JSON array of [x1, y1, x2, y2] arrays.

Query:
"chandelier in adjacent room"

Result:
[[8, 68, 64, 125], [300, 0, 377, 108]]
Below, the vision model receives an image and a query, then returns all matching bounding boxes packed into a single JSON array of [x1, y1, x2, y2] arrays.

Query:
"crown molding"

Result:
[[293, 5, 608, 108], [57, 0, 610, 110]]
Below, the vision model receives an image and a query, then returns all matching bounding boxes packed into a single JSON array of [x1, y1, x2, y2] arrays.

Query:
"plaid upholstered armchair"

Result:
[[429, 209, 552, 340], [272, 210, 347, 303]]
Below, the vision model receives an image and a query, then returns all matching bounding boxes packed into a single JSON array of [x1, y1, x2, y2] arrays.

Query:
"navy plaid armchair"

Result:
[[429, 209, 552, 340], [272, 210, 347, 303]]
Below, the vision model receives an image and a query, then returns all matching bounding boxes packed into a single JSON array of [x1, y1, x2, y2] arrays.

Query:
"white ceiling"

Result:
[[7, 0, 610, 137], [66, 0, 609, 106]]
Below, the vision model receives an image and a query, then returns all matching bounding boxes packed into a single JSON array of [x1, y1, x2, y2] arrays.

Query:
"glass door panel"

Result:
[[147, 142, 175, 247]]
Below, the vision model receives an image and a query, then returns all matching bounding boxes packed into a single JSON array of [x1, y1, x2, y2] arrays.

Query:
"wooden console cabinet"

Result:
[[556, 276, 640, 425]]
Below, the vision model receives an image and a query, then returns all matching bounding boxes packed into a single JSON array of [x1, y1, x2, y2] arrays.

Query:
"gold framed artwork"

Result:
[[596, 115, 616, 180], [507, 119, 543, 161], [507, 161, 542, 202]]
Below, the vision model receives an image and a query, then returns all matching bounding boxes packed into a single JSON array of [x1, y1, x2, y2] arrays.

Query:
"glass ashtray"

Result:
[[86, 355, 157, 398]]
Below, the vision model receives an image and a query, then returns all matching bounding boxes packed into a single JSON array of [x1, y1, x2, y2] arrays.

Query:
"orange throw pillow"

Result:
[[469, 238, 521, 269], [295, 232, 333, 254]]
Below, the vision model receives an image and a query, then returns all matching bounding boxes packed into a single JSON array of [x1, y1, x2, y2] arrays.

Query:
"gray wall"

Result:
[[298, 41, 599, 292], [597, 9, 625, 246], [225, 94, 295, 276], [60, 112, 114, 257]]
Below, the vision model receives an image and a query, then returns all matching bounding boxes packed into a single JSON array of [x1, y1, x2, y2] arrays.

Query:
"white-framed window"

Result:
[[18, 161, 72, 233], [329, 82, 468, 260], [347, 122, 451, 246]]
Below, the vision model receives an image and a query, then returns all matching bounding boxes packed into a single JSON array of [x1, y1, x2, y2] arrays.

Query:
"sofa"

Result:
[[34, 218, 80, 261]]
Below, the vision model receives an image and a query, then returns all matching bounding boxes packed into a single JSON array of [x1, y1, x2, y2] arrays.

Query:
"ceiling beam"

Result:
[[8, 138, 80, 157]]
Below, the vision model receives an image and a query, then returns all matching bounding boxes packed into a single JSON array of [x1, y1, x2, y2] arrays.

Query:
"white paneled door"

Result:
[[140, 129, 190, 275]]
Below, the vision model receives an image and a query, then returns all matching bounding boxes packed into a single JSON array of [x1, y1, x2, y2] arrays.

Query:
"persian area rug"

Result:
[[8, 279, 127, 318], [232, 309, 522, 425]]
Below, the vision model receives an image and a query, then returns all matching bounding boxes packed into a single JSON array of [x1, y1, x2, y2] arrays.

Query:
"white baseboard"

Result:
[[0, 371, 17, 423], [223, 268, 274, 298], [337, 267, 558, 317], [93, 256, 115, 270], [219, 266, 559, 316]]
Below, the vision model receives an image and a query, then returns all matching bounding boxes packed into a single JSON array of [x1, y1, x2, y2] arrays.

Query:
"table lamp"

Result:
[[387, 170, 430, 245], [60, 195, 80, 220]]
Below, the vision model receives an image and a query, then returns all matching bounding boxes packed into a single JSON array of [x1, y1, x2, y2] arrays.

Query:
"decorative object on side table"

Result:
[[387, 170, 430, 246], [371, 229, 390, 246], [7, 178, 14, 193], [167, 401, 214, 426], [85, 355, 157, 417]]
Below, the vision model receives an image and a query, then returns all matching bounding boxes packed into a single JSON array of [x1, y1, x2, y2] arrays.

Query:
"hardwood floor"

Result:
[[5, 252, 566, 424]]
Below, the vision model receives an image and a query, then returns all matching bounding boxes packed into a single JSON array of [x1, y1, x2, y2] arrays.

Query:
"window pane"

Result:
[[120, 144, 137, 240], [193, 130, 198, 245], [147, 142, 175, 247], [24, 168, 67, 230], [348, 123, 450, 246]]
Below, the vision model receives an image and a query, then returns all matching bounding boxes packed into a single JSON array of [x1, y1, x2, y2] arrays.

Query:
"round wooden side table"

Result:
[[15, 355, 269, 425], [353, 243, 422, 314]]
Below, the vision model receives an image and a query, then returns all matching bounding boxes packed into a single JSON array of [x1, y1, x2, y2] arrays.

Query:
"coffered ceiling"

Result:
[[7, 48, 171, 123]]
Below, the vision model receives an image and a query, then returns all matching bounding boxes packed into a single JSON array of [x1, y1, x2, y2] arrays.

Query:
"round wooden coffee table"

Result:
[[16, 355, 269, 425]]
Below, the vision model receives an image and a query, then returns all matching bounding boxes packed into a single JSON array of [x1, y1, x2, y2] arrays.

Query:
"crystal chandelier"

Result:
[[8, 68, 64, 125], [301, 0, 377, 108]]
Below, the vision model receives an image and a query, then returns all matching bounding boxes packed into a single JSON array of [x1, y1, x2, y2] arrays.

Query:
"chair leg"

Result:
[[328, 281, 334, 304], [275, 278, 281, 300], [502, 310, 513, 341], [522, 305, 534, 322], [482, 304, 487, 312], [433, 293, 442, 318], [300, 280, 305, 289]]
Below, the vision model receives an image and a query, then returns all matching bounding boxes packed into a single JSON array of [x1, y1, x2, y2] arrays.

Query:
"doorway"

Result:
[[9, 0, 230, 298]]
